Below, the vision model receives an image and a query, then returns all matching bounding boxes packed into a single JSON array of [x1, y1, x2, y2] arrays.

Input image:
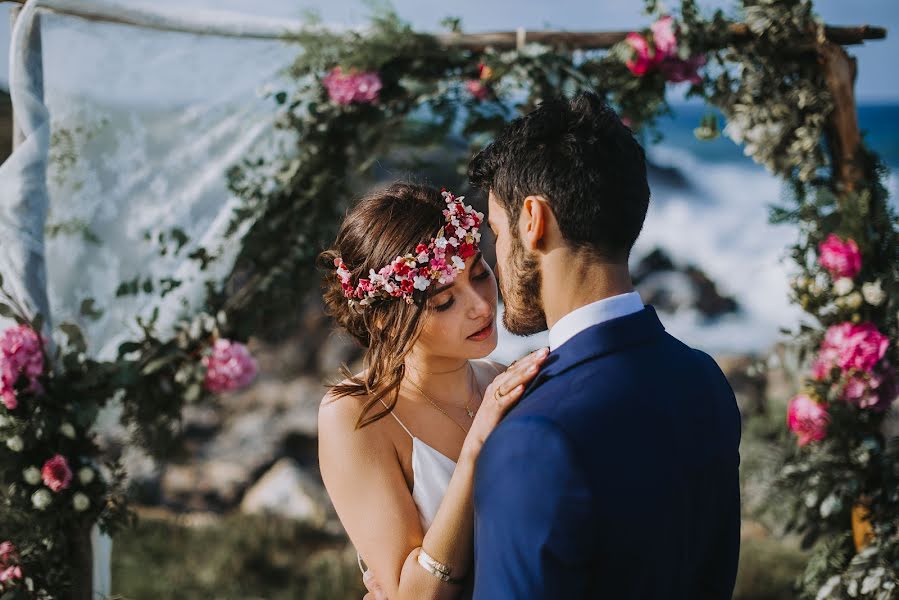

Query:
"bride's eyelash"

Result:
[[432, 266, 489, 311]]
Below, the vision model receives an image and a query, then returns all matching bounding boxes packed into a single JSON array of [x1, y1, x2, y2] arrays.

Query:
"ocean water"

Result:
[[489, 103, 899, 364]]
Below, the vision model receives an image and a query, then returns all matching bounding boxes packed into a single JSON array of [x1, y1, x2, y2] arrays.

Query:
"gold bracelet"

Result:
[[417, 548, 465, 585]]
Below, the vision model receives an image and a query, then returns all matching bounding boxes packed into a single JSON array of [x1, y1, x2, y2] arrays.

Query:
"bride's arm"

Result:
[[319, 349, 548, 600]]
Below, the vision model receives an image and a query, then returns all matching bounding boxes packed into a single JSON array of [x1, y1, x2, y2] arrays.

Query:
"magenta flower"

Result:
[[787, 394, 829, 446], [322, 67, 382, 105], [465, 80, 489, 101], [659, 54, 707, 84], [0, 324, 46, 410], [625, 32, 654, 76], [812, 321, 889, 378], [41, 454, 73, 492], [818, 234, 862, 279], [842, 366, 897, 411], [202, 339, 258, 393]]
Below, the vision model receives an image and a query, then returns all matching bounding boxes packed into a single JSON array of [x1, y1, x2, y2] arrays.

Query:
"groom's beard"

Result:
[[500, 234, 547, 336]]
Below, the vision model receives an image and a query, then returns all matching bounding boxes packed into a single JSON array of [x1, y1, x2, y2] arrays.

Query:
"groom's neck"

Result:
[[540, 250, 634, 330]]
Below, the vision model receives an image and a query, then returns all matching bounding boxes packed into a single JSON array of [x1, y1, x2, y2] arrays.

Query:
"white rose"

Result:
[[846, 291, 863, 310], [59, 422, 76, 440], [72, 492, 90, 512], [31, 489, 52, 511], [78, 467, 95, 486], [832, 277, 854, 296], [0, 414, 9, 428], [862, 280, 886, 306], [6, 436, 24, 452], [23, 466, 41, 485]]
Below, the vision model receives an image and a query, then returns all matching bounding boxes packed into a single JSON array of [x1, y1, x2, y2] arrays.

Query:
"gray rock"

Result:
[[240, 458, 332, 527]]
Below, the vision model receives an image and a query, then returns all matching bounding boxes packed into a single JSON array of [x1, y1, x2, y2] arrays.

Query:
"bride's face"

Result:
[[414, 252, 499, 359]]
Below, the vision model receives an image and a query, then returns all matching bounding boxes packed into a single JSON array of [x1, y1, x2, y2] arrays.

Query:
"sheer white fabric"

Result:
[[0, 2, 314, 595]]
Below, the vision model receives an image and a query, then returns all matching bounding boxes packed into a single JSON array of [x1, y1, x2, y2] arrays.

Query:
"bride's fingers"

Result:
[[493, 348, 548, 395]]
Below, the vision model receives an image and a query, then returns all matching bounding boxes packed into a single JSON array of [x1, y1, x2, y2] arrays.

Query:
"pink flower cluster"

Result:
[[818, 234, 862, 279], [323, 67, 382, 105], [787, 394, 829, 446], [335, 190, 483, 307], [0, 324, 46, 411], [465, 63, 492, 101], [0, 542, 22, 592], [41, 454, 72, 492], [812, 322, 891, 378], [202, 339, 259, 393], [625, 16, 706, 84]]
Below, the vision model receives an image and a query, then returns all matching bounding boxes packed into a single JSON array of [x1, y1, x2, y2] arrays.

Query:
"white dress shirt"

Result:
[[547, 291, 644, 351]]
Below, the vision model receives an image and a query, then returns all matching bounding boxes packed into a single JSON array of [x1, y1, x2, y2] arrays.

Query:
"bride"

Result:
[[318, 181, 547, 599]]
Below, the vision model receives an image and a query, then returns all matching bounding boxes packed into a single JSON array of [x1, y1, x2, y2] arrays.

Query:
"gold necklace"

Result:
[[406, 363, 478, 433]]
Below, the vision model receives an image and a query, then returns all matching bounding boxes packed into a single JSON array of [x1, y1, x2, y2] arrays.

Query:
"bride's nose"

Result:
[[465, 285, 493, 319]]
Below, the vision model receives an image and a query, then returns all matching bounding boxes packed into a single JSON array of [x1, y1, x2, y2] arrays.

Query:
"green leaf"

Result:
[[0, 303, 15, 318], [80, 298, 104, 320], [184, 382, 202, 403], [59, 321, 87, 353], [140, 353, 180, 375]]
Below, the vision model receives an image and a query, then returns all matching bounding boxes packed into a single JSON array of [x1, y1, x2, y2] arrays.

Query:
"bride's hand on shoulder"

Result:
[[460, 347, 549, 464]]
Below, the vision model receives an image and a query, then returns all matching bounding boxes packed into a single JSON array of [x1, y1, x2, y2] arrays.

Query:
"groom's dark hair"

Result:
[[468, 91, 650, 262]]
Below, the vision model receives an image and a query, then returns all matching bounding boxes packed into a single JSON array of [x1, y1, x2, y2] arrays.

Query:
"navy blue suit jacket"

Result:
[[472, 305, 741, 599]]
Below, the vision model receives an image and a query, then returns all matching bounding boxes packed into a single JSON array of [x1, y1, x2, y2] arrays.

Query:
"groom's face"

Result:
[[487, 192, 547, 336]]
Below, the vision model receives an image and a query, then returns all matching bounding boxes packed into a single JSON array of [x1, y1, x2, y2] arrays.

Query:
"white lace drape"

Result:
[[0, 1, 307, 595]]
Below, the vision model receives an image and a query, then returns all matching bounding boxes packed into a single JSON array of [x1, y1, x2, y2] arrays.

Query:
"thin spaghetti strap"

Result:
[[379, 398, 414, 439]]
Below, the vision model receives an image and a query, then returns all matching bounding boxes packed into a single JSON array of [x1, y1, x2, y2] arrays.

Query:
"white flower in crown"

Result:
[[413, 275, 431, 291], [434, 237, 449, 249], [451, 255, 466, 270]]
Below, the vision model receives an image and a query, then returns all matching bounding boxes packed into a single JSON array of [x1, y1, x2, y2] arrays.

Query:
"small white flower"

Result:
[[78, 467, 95, 486], [819, 494, 841, 518], [833, 277, 854, 296], [412, 276, 431, 291], [59, 422, 76, 440], [846, 291, 863, 310], [31, 489, 52, 511], [0, 414, 9, 428], [6, 436, 24, 452], [451, 255, 466, 270], [23, 466, 41, 485], [448, 237, 460, 248], [434, 237, 448, 249], [455, 226, 466, 238], [861, 280, 886, 306], [72, 492, 90, 512], [816, 576, 841, 600]]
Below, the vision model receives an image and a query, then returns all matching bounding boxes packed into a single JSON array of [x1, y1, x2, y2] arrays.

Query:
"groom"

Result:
[[467, 92, 741, 598]]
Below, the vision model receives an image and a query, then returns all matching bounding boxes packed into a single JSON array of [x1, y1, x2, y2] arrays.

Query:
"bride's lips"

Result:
[[467, 320, 495, 341]]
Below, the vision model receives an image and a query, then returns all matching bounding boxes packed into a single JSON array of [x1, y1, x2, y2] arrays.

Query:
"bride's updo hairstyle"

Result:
[[319, 181, 449, 429]]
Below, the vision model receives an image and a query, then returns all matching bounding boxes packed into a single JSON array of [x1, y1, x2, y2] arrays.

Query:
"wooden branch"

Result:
[[433, 24, 885, 51], [818, 37, 865, 192]]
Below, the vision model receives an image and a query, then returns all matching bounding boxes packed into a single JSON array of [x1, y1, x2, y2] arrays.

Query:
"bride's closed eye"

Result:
[[432, 262, 490, 312]]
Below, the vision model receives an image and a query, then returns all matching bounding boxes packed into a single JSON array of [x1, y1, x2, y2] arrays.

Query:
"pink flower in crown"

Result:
[[41, 454, 72, 492], [465, 79, 489, 101], [323, 67, 382, 105], [650, 15, 678, 59], [625, 32, 654, 76], [842, 366, 897, 411], [0, 324, 46, 411], [787, 394, 829, 446], [818, 234, 862, 279], [202, 339, 258, 393]]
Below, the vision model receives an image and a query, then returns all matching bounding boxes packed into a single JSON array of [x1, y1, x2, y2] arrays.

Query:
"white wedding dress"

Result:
[[356, 399, 457, 576]]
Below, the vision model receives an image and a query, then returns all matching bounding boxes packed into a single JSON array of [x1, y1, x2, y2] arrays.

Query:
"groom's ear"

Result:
[[521, 195, 549, 251]]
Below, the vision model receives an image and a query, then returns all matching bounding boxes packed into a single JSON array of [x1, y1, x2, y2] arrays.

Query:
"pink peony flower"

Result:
[[787, 394, 829, 446], [322, 67, 382, 105], [202, 339, 258, 393], [465, 79, 489, 101], [650, 15, 678, 59], [625, 32, 654, 76], [818, 234, 862, 279], [41, 454, 72, 492], [812, 321, 889, 378], [842, 366, 897, 411], [0, 324, 46, 410], [0, 542, 16, 564]]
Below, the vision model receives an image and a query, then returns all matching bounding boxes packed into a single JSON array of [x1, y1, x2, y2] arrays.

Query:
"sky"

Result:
[[0, 0, 896, 101]]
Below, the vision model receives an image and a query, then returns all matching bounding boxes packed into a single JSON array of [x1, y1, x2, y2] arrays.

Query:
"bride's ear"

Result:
[[521, 195, 549, 251]]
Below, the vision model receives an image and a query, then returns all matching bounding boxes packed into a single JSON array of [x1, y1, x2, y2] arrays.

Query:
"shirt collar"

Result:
[[547, 291, 644, 352]]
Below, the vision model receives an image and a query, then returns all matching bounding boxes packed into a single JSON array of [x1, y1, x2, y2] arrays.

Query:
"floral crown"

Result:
[[334, 189, 484, 307]]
